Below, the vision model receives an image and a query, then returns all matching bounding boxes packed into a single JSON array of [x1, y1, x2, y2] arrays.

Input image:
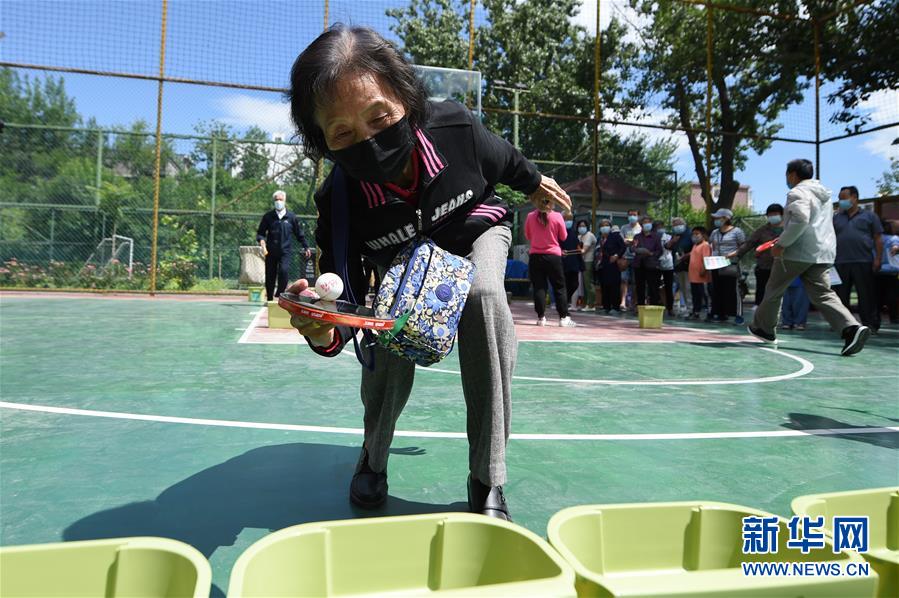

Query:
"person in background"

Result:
[[632, 216, 663, 306], [669, 217, 693, 315], [561, 213, 584, 309], [594, 218, 626, 313], [875, 220, 899, 327], [578, 219, 597, 310], [525, 201, 576, 327], [731, 203, 783, 306], [620, 209, 642, 311], [257, 190, 311, 301], [656, 220, 675, 316], [708, 208, 746, 323], [748, 159, 869, 356], [688, 226, 712, 319], [834, 185, 883, 332], [621, 209, 643, 243], [780, 277, 810, 331]]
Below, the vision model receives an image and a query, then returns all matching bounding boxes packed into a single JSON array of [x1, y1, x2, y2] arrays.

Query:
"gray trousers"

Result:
[[360, 226, 517, 486], [751, 258, 858, 335]]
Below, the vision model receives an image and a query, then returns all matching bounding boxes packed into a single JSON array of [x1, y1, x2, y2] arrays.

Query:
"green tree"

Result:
[[877, 157, 899, 196], [237, 126, 272, 181], [622, 0, 812, 215], [817, 0, 899, 131], [388, 0, 676, 204]]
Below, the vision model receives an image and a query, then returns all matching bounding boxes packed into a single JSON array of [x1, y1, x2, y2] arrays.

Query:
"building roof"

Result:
[[561, 174, 658, 204]]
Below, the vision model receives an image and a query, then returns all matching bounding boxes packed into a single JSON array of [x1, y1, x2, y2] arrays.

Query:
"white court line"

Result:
[[508, 339, 755, 344], [237, 308, 265, 344], [2, 401, 897, 441], [419, 347, 814, 386]]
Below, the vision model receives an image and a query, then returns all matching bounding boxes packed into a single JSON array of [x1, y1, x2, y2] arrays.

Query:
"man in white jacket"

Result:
[[748, 159, 870, 356]]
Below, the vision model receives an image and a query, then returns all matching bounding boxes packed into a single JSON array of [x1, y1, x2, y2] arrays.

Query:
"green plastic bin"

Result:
[[0, 536, 211, 597], [793, 487, 899, 598], [228, 512, 576, 597], [547, 501, 877, 597], [248, 286, 264, 303]]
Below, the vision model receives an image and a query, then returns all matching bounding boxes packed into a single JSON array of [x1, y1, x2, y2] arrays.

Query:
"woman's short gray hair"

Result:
[[288, 25, 430, 162]]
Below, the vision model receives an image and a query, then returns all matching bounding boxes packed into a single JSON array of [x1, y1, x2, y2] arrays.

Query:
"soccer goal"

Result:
[[84, 235, 134, 276]]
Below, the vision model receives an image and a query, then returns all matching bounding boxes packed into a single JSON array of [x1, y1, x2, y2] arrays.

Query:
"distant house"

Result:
[[110, 155, 190, 179], [689, 182, 753, 212], [558, 173, 659, 219]]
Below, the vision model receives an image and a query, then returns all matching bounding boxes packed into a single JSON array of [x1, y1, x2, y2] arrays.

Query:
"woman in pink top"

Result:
[[525, 200, 576, 326]]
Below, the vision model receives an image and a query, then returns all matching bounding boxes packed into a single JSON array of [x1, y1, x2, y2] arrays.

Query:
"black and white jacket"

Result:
[[312, 100, 542, 356]]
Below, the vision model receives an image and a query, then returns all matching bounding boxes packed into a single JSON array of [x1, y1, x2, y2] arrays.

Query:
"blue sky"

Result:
[[3, 0, 896, 209]]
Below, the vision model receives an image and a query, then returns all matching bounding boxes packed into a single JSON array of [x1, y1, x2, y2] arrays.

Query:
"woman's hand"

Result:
[[528, 175, 571, 213], [284, 279, 336, 346]]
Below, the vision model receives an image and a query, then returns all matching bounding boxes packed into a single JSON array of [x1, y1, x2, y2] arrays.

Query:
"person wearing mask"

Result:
[[256, 190, 312, 301], [594, 218, 626, 313], [875, 220, 899, 327], [780, 277, 810, 331], [834, 185, 884, 331], [578, 219, 597, 310], [619, 209, 642, 311], [526, 203, 577, 328], [748, 159, 869, 356], [687, 226, 712, 319], [669, 217, 694, 315], [656, 220, 675, 316], [708, 208, 746, 323], [730, 203, 784, 306], [285, 26, 573, 520], [561, 213, 585, 310], [632, 216, 663, 306]]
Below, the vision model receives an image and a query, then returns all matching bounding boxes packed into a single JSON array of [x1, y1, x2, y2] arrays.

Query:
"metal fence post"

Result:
[[208, 136, 217, 279], [149, 0, 169, 295], [49, 209, 56, 262], [94, 130, 104, 243], [592, 0, 601, 232]]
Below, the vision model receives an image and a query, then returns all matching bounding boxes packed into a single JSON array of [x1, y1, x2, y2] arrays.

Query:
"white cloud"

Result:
[[571, 0, 650, 45], [859, 89, 899, 161], [216, 94, 294, 140]]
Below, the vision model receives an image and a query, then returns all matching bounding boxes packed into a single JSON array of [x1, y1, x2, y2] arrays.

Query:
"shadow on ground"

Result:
[[63, 442, 468, 595], [783, 413, 899, 450]]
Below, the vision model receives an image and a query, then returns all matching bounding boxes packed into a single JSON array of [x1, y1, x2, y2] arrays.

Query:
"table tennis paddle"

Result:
[[277, 292, 396, 330], [756, 238, 779, 254]]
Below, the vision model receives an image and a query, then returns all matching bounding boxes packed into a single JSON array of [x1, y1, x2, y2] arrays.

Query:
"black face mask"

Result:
[[328, 117, 415, 184]]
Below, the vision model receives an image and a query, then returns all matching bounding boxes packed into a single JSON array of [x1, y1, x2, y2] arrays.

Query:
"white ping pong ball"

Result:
[[315, 273, 344, 301]]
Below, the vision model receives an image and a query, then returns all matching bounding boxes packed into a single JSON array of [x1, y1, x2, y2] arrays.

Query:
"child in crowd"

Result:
[[688, 226, 712, 319], [781, 277, 810, 331]]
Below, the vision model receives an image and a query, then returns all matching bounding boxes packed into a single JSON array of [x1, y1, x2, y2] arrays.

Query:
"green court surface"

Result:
[[1, 293, 897, 596]]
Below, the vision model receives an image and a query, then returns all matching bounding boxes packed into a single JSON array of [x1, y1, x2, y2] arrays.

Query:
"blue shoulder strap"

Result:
[[330, 166, 376, 370]]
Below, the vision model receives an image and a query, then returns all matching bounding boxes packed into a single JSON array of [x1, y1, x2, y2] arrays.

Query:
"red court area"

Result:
[[242, 299, 755, 345]]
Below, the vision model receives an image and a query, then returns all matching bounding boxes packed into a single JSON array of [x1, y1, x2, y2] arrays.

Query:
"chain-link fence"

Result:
[[0, 122, 318, 290], [1, 0, 895, 292]]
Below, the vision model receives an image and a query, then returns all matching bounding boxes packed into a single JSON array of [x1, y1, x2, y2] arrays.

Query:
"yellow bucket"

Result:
[[638, 305, 665, 329]]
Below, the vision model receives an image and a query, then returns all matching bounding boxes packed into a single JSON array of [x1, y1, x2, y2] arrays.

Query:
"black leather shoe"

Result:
[[349, 448, 387, 509], [467, 474, 512, 522]]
